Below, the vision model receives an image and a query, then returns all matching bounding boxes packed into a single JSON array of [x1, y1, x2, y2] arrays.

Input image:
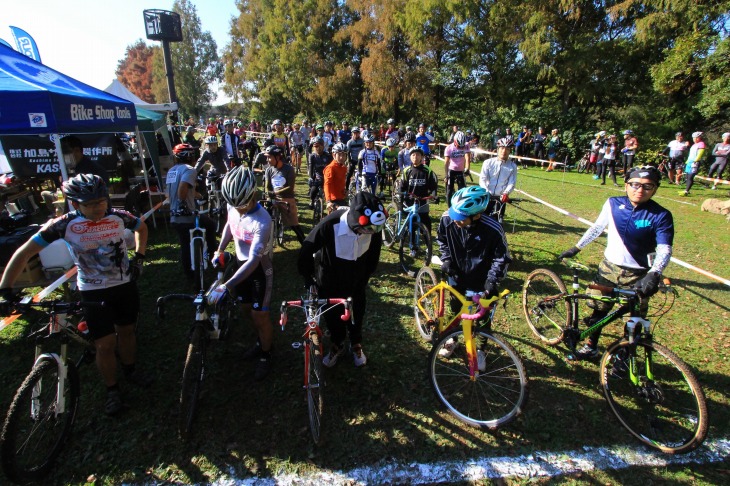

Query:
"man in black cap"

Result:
[[298, 192, 386, 367], [558, 165, 674, 360]]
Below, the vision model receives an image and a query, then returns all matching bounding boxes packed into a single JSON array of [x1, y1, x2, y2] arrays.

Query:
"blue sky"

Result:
[[5, 0, 238, 103]]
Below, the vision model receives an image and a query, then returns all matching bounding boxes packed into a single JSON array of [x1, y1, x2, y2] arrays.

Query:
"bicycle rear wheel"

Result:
[[429, 330, 528, 429], [522, 268, 570, 345], [211, 195, 227, 235], [1, 358, 80, 484], [179, 325, 207, 441], [414, 266, 438, 342], [600, 339, 708, 454], [381, 203, 398, 248], [399, 222, 432, 278], [306, 331, 324, 444]]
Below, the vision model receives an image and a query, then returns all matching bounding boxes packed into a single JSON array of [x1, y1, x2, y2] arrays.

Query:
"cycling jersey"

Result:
[[324, 161, 348, 202], [685, 141, 707, 173], [402, 163, 438, 209], [270, 132, 290, 152], [309, 152, 332, 181], [436, 212, 511, 291], [289, 130, 305, 147], [358, 148, 382, 174], [444, 143, 468, 171], [166, 163, 198, 225], [337, 129, 352, 144], [380, 147, 399, 171], [206, 124, 218, 137], [576, 196, 674, 271], [398, 147, 412, 171], [346, 138, 364, 163], [264, 162, 296, 199], [478, 157, 517, 197], [322, 131, 335, 150], [667, 140, 688, 159], [33, 209, 142, 291], [415, 133, 433, 155], [194, 148, 228, 174]]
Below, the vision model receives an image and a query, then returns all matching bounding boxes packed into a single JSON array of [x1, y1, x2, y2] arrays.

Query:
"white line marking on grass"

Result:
[[212, 439, 730, 485]]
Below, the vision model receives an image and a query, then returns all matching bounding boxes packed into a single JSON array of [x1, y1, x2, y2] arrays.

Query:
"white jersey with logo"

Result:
[[32, 209, 141, 291]]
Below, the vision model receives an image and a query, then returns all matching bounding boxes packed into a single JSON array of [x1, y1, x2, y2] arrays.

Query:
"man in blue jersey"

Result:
[[559, 166, 674, 359], [415, 123, 434, 166]]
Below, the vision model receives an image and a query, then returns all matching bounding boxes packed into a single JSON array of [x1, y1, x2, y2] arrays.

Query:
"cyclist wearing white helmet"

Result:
[[437, 186, 511, 299], [622, 129, 639, 174], [357, 135, 383, 194], [662, 132, 689, 184], [209, 166, 274, 380], [322, 120, 336, 149], [324, 143, 349, 211], [680, 132, 707, 196], [443, 131, 472, 207], [559, 165, 673, 360], [1, 173, 152, 415], [385, 119, 399, 143], [479, 137, 518, 221], [194, 135, 229, 176]]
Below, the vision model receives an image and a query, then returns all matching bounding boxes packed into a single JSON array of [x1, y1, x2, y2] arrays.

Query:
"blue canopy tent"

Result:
[[0, 44, 163, 226]]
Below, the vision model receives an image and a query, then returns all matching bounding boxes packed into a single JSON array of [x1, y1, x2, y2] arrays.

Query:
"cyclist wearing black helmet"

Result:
[[169, 143, 218, 278], [559, 165, 674, 360], [308, 137, 333, 208], [263, 145, 306, 243], [1, 173, 151, 415]]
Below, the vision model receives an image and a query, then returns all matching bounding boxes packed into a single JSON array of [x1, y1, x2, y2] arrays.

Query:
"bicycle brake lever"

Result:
[[341, 298, 352, 321], [279, 312, 287, 331]]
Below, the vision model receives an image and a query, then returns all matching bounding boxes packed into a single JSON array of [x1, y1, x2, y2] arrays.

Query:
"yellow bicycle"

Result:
[[414, 267, 528, 429]]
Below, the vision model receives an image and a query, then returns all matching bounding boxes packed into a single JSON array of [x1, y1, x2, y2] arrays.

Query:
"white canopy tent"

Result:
[[104, 79, 178, 113]]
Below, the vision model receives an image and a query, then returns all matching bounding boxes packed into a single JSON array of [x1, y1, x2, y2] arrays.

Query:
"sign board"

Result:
[[143, 9, 183, 42]]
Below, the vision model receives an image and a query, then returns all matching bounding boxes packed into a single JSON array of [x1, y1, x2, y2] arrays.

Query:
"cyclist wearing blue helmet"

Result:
[[437, 186, 512, 298]]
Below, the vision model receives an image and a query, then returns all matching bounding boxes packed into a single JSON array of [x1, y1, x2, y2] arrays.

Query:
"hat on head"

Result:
[[347, 192, 388, 234]]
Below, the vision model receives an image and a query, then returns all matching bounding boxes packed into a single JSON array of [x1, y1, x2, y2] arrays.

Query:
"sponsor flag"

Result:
[[0, 38, 12, 49], [9, 26, 41, 62]]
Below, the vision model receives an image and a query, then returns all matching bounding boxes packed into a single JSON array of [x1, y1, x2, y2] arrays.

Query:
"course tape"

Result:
[[514, 189, 730, 288], [695, 175, 730, 186]]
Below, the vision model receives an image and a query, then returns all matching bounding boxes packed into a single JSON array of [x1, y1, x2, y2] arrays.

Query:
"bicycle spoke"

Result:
[[522, 269, 570, 345]]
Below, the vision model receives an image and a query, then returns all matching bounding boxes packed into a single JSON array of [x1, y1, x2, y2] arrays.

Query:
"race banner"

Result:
[[0, 133, 118, 178], [9, 26, 41, 62]]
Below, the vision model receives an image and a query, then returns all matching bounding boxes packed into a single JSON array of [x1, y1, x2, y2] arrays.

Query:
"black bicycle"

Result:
[[522, 259, 708, 453], [0, 298, 100, 484], [156, 252, 238, 441]]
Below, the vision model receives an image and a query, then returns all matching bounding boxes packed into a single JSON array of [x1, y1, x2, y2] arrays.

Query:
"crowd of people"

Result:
[[0, 114, 702, 422]]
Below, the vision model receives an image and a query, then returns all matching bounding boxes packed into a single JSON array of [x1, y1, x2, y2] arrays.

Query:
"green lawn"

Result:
[[0, 159, 727, 485]]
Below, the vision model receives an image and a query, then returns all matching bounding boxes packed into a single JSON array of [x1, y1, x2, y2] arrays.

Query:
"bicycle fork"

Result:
[[31, 343, 69, 418], [625, 316, 653, 386]]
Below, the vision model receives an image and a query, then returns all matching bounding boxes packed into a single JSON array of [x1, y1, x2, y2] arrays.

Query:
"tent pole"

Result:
[[134, 126, 158, 229], [52, 134, 70, 212]]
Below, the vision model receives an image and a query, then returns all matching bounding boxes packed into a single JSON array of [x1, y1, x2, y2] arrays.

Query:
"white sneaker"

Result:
[[323, 345, 345, 368], [477, 349, 486, 372], [352, 345, 367, 367], [438, 338, 457, 357]]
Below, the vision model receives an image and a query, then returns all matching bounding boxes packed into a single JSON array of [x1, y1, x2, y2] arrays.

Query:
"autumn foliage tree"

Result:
[[116, 40, 158, 103]]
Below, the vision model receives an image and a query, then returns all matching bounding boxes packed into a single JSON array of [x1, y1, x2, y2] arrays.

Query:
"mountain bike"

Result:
[[156, 251, 238, 441], [0, 298, 100, 484], [279, 288, 352, 444], [261, 193, 289, 248], [577, 150, 591, 173], [205, 170, 227, 235], [381, 194, 433, 277], [522, 258, 708, 453], [413, 266, 528, 429]]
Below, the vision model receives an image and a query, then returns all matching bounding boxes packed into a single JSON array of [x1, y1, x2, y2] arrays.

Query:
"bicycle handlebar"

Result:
[[279, 297, 351, 330], [459, 289, 510, 321]]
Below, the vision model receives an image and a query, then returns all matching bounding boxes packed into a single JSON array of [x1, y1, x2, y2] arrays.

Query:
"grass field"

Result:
[[0, 157, 728, 485]]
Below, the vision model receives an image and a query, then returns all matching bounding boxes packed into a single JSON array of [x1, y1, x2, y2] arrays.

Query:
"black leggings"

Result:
[[601, 159, 617, 184], [685, 172, 697, 192], [708, 159, 727, 180], [622, 153, 635, 174], [322, 286, 366, 346], [445, 170, 466, 208]]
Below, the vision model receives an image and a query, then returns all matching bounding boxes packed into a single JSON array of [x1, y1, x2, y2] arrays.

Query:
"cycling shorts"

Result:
[[667, 157, 683, 171], [231, 263, 270, 311], [81, 281, 140, 340], [293, 145, 305, 154]]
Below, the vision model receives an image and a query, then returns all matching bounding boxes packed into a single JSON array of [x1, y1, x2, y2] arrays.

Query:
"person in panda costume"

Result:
[[298, 192, 386, 367]]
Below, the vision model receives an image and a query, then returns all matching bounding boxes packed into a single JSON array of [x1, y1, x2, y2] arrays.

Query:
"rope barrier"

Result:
[[513, 188, 730, 288]]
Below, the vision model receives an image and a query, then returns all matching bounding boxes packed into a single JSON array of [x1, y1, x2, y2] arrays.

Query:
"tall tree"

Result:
[[151, 0, 222, 116], [116, 40, 158, 103]]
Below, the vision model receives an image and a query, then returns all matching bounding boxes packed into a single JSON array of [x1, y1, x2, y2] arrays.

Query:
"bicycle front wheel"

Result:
[[522, 268, 571, 345], [312, 198, 323, 226], [600, 339, 708, 454], [275, 210, 285, 247], [414, 266, 438, 342], [399, 222, 432, 278], [306, 331, 324, 444], [429, 330, 528, 429], [1, 358, 80, 484], [381, 203, 398, 248], [192, 238, 205, 292], [179, 325, 207, 441]]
